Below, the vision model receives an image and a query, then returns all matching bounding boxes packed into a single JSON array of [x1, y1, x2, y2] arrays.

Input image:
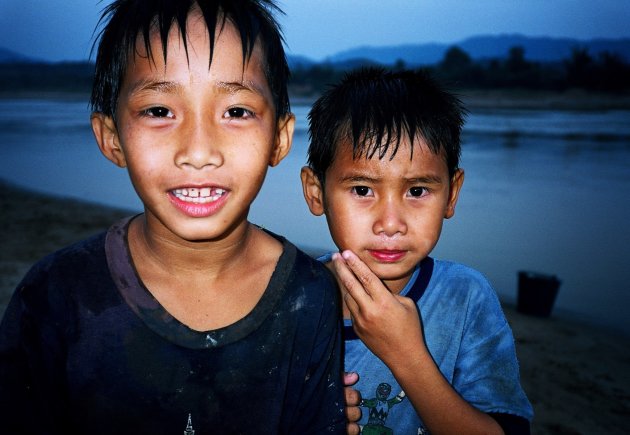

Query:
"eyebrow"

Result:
[[339, 175, 377, 184], [216, 80, 266, 97], [407, 175, 444, 185], [127, 80, 185, 97], [338, 174, 444, 185], [126, 79, 266, 99]]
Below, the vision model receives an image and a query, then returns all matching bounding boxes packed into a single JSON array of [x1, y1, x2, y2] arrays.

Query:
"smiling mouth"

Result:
[[172, 187, 226, 204]]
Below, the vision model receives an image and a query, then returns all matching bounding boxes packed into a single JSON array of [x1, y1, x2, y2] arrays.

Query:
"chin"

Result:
[[369, 263, 414, 281], [171, 222, 228, 243]]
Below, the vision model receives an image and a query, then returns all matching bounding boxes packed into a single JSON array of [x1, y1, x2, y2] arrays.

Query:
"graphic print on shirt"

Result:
[[184, 413, 195, 434], [360, 382, 406, 434]]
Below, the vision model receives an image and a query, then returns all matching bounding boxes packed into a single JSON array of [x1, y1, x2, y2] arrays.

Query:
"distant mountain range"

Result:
[[2, 34, 629, 67], [0, 47, 34, 63], [291, 34, 630, 69]]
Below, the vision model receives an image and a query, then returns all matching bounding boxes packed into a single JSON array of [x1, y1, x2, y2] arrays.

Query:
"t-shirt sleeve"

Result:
[[452, 277, 534, 422]]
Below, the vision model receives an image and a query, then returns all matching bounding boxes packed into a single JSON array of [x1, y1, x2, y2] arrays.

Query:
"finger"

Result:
[[330, 253, 361, 317], [343, 291, 361, 321], [341, 250, 389, 301], [345, 405, 362, 424], [331, 253, 373, 307], [343, 371, 359, 387], [344, 386, 361, 407], [346, 422, 361, 435]]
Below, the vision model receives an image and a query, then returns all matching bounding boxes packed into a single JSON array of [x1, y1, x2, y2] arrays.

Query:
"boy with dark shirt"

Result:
[[0, 1, 345, 433], [302, 68, 533, 434]]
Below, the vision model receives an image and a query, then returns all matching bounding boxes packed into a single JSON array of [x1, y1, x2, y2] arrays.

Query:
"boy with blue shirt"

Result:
[[301, 68, 533, 434], [0, 1, 345, 433]]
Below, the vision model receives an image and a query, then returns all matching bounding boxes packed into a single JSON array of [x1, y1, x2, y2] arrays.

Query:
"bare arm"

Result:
[[333, 251, 504, 435]]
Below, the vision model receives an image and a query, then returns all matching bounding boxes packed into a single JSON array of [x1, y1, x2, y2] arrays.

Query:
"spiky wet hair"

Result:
[[307, 67, 467, 181], [90, 0, 290, 119]]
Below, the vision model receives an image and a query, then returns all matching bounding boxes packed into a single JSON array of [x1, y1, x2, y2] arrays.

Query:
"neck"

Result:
[[129, 214, 256, 279], [382, 277, 410, 295]]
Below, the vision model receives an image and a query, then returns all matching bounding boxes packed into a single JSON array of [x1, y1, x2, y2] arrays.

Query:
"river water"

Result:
[[1, 99, 629, 335]]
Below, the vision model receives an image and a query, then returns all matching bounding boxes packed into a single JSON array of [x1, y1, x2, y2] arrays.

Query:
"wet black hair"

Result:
[[307, 67, 467, 181], [90, 0, 290, 119]]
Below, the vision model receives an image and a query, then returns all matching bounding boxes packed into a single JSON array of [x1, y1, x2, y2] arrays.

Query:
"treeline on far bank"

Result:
[[1, 45, 629, 96], [291, 46, 630, 96], [0, 62, 94, 94]]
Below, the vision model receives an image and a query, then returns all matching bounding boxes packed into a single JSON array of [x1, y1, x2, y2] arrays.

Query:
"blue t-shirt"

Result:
[[322, 254, 533, 434]]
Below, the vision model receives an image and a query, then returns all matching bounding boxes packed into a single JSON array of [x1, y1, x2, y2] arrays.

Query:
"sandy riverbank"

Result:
[[1, 180, 629, 433]]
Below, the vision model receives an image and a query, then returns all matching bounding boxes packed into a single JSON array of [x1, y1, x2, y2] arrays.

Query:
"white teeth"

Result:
[[173, 188, 226, 204]]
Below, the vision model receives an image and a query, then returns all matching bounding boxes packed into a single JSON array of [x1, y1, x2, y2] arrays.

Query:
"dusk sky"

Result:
[[1, 0, 629, 62]]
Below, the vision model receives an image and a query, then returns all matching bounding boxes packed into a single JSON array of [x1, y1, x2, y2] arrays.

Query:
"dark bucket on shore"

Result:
[[516, 271, 561, 317]]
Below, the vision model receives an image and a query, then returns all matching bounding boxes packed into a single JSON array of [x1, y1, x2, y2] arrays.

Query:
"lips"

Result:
[[368, 249, 407, 263], [168, 186, 229, 217]]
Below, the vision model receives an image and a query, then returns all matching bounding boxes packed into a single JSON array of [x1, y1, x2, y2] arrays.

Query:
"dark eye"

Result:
[[224, 107, 253, 118], [409, 187, 426, 197], [352, 186, 372, 196], [145, 106, 173, 118]]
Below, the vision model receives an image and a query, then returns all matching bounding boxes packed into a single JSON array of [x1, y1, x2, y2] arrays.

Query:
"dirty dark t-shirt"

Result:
[[0, 217, 345, 434]]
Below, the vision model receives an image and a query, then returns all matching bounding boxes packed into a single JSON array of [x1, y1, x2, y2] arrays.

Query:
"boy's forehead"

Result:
[[130, 10, 264, 68], [117, 14, 273, 106], [335, 134, 442, 163], [325, 135, 450, 180], [135, 18, 265, 72]]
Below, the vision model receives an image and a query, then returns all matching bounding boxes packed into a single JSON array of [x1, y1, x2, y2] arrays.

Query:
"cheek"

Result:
[[411, 215, 444, 246], [119, 130, 152, 163], [326, 207, 369, 251], [232, 149, 269, 183], [125, 146, 162, 173], [235, 133, 275, 168]]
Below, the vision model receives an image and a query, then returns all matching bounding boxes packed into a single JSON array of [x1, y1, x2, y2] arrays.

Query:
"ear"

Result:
[[91, 113, 127, 168], [269, 113, 295, 167], [300, 166, 325, 216], [445, 169, 464, 219]]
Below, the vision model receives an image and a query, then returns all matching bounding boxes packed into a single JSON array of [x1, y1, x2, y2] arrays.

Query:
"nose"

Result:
[[372, 197, 407, 237], [174, 116, 223, 169]]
